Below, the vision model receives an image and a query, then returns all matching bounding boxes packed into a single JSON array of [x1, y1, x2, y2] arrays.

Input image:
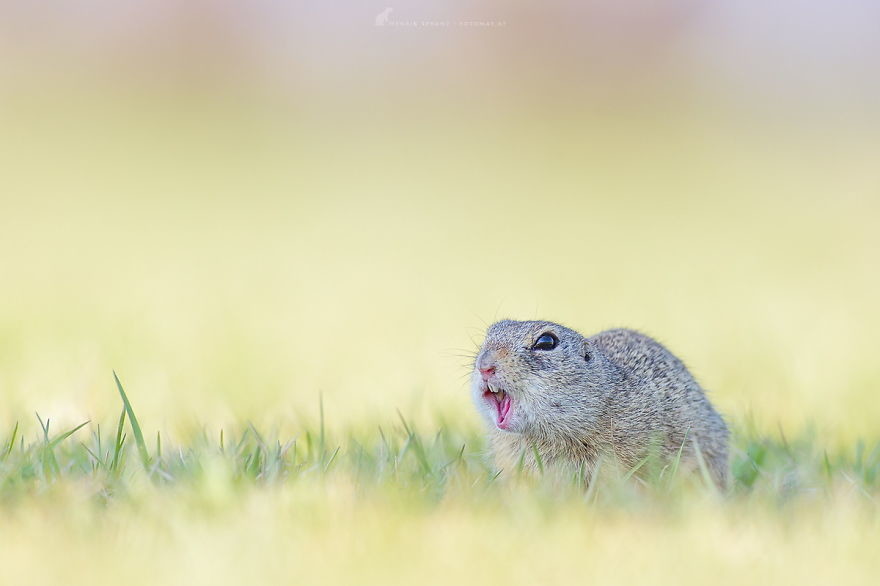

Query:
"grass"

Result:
[[0, 377, 878, 585], [1, 375, 877, 509]]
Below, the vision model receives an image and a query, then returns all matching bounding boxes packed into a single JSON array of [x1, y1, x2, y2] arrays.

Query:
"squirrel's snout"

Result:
[[476, 352, 498, 381]]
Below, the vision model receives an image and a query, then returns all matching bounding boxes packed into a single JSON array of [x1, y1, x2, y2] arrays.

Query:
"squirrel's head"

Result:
[[472, 319, 611, 437]]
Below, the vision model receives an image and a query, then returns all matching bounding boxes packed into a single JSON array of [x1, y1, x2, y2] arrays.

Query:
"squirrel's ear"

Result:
[[582, 339, 593, 363]]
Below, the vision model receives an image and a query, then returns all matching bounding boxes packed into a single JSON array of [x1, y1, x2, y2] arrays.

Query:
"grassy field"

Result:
[[0, 377, 878, 585], [1, 85, 879, 584]]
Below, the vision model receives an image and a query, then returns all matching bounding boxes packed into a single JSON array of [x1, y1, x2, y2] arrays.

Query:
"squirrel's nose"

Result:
[[477, 352, 497, 380]]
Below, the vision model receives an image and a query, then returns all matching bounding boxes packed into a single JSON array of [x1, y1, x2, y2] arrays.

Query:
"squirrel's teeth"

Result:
[[485, 383, 505, 400]]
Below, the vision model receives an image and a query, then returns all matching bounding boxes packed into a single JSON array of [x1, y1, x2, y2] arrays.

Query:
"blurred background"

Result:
[[1, 0, 878, 440]]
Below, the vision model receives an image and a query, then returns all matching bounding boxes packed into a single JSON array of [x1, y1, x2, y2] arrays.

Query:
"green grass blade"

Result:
[[667, 428, 691, 484], [113, 371, 151, 469], [110, 407, 127, 472], [82, 443, 107, 470], [2, 421, 19, 461], [515, 446, 527, 477], [531, 442, 545, 475], [396, 410, 412, 437], [35, 413, 60, 477], [622, 454, 651, 482], [691, 437, 719, 495], [49, 420, 90, 449], [35, 412, 50, 441], [584, 457, 604, 504], [323, 446, 341, 473], [409, 434, 432, 476]]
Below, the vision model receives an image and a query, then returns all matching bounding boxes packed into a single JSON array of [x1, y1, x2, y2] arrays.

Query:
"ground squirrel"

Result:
[[472, 320, 730, 488]]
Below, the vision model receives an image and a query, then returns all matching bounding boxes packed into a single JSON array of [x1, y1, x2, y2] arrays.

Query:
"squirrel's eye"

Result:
[[532, 333, 559, 351]]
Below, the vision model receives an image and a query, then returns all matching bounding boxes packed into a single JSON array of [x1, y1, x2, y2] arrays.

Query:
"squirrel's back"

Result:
[[593, 328, 698, 389], [592, 328, 729, 487]]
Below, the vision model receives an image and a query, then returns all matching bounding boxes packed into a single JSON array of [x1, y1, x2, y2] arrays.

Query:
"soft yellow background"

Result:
[[3, 88, 878, 440], [3, 3, 878, 440]]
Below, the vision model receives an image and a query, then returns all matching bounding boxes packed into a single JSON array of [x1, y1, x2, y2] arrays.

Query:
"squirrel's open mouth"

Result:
[[482, 385, 513, 430]]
